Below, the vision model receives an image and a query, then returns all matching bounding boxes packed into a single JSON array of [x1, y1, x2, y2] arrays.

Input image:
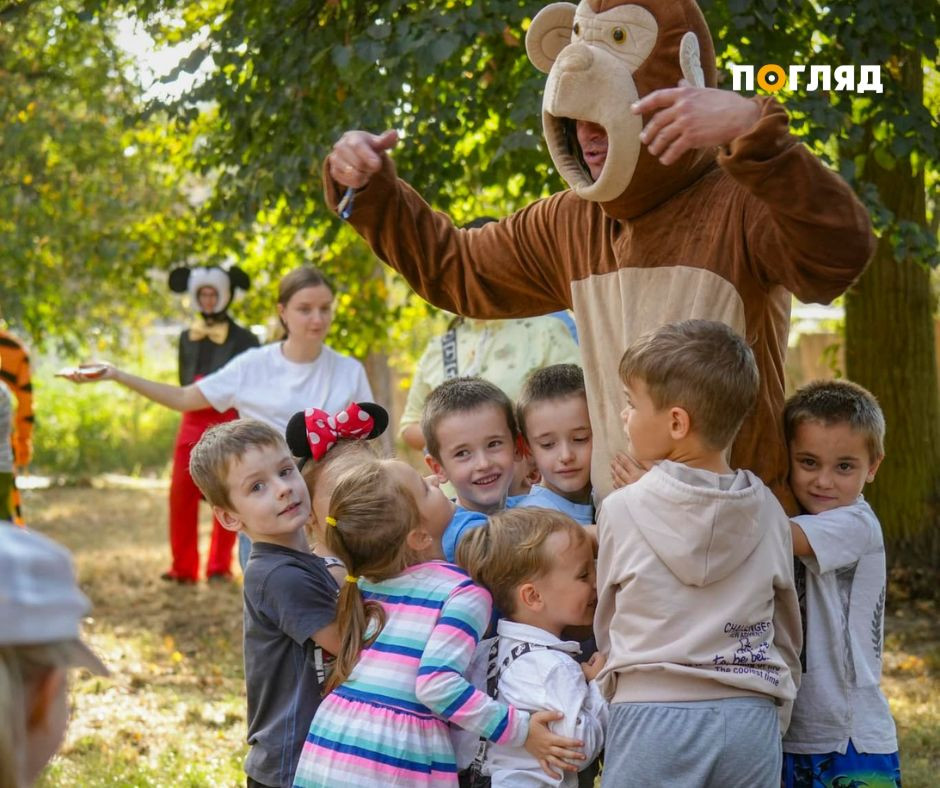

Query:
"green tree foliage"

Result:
[[699, 0, 940, 562], [0, 0, 191, 351]]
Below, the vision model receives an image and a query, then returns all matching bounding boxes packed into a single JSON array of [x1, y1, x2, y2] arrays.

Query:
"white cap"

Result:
[[0, 524, 108, 674]]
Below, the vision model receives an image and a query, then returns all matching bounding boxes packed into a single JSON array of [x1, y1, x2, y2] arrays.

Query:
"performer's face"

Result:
[[575, 120, 608, 181], [197, 286, 219, 313]]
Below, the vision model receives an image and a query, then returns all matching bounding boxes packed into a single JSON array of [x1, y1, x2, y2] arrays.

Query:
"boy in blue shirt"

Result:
[[421, 376, 521, 561], [516, 364, 594, 525]]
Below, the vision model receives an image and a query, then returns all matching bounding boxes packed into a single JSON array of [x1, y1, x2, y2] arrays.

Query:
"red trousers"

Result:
[[168, 407, 239, 580]]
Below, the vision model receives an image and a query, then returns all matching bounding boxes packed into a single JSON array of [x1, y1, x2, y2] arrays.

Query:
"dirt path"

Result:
[[27, 484, 247, 786]]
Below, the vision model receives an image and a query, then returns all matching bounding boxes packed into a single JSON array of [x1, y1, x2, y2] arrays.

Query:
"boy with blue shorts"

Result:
[[782, 380, 900, 787]]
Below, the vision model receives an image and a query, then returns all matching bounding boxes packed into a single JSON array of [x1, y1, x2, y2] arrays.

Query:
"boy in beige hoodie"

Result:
[[595, 320, 802, 788]]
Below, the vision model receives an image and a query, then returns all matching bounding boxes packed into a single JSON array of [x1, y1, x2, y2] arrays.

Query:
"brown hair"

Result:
[[784, 379, 885, 461], [276, 266, 334, 335], [322, 459, 424, 692], [516, 363, 587, 440], [420, 377, 518, 461], [618, 319, 759, 451], [189, 419, 287, 510], [457, 508, 585, 617]]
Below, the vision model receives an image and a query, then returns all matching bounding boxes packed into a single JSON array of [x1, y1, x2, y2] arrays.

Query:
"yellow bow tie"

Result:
[[188, 317, 229, 344]]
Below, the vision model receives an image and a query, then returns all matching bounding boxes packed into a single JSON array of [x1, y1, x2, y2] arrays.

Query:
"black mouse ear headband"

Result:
[[286, 402, 388, 466]]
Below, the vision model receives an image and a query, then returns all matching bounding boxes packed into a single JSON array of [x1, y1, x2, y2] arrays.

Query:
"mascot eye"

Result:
[[573, 22, 580, 35], [612, 27, 626, 43]]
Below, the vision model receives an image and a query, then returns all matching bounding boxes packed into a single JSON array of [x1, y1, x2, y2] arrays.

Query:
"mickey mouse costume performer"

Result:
[[165, 265, 259, 583]]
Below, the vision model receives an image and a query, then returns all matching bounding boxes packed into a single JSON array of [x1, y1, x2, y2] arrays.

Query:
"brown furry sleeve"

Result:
[[322, 157, 580, 318], [718, 97, 875, 304]]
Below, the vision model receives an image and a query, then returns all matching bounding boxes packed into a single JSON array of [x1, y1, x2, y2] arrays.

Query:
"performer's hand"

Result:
[[59, 361, 117, 384], [524, 710, 584, 778], [328, 130, 399, 189], [610, 451, 649, 489], [632, 81, 761, 166], [581, 652, 607, 682]]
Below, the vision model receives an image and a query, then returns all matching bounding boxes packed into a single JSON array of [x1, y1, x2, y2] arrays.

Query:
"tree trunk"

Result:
[[844, 54, 940, 566], [364, 351, 394, 457]]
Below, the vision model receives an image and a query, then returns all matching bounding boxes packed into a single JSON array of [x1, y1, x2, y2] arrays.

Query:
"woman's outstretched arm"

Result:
[[65, 363, 210, 413]]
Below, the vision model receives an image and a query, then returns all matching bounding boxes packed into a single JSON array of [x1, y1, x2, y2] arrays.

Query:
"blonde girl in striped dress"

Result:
[[292, 458, 583, 787]]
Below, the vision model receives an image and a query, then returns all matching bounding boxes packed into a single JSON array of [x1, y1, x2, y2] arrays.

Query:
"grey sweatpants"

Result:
[[600, 697, 781, 788]]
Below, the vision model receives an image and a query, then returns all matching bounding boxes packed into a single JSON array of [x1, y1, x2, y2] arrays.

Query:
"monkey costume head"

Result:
[[526, 0, 717, 219]]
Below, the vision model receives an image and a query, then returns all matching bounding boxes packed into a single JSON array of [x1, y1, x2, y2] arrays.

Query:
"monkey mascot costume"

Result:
[[324, 0, 874, 511], [164, 265, 259, 582]]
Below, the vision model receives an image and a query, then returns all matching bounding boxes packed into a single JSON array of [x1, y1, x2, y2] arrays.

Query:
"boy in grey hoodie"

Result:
[[595, 319, 802, 788]]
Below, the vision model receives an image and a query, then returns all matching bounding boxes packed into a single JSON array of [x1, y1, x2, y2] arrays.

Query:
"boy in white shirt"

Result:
[[455, 507, 607, 787], [782, 380, 900, 787], [596, 319, 802, 787]]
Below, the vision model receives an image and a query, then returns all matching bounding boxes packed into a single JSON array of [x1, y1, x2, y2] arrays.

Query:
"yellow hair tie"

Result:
[[344, 574, 359, 584], [325, 516, 337, 527]]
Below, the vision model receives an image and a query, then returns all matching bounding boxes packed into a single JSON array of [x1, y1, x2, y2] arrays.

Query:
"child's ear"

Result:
[[405, 527, 433, 553], [214, 505, 244, 533], [27, 667, 65, 730], [668, 406, 691, 440], [866, 454, 884, 483], [425, 454, 448, 484], [517, 582, 543, 612]]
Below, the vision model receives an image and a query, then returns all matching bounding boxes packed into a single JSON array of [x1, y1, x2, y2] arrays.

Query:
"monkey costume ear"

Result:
[[525, 2, 577, 74], [228, 265, 251, 293], [168, 267, 191, 293]]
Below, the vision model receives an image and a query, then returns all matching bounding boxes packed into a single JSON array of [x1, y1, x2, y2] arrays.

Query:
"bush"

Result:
[[31, 358, 180, 478]]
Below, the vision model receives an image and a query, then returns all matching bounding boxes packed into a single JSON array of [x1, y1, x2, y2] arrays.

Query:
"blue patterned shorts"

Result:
[[783, 739, 901, 787]]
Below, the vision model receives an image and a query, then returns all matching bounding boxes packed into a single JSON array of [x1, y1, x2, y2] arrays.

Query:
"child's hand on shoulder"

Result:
[[524, 710, 585, 779], [581, 652, 606, 682]]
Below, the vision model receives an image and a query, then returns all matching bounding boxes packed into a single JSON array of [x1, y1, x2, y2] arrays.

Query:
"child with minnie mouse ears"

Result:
[[285, 401, 389, 584]]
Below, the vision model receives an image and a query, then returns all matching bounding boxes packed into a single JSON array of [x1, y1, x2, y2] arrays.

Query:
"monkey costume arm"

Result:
[[718, 96, 874, 302]]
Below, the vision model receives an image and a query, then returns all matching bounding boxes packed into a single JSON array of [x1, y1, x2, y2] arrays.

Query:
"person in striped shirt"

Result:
[[293, 458, 585, 787]]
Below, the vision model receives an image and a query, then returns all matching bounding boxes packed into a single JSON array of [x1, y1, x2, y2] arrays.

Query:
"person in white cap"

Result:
[[0, 524, 108, 787]]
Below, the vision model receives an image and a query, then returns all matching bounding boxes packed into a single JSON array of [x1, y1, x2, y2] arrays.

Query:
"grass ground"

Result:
[[21, 483, 940, 787]]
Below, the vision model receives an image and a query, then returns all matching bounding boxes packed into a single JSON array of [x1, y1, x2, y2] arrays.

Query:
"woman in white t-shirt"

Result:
[[67, 266, 375, 563], [68, 266, 373, 429]]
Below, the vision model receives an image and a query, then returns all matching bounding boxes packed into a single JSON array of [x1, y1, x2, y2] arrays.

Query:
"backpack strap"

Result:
[[468, 638, 547, 778]]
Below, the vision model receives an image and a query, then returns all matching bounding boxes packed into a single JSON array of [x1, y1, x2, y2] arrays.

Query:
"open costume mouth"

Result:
[[526, 1, 710, 212]]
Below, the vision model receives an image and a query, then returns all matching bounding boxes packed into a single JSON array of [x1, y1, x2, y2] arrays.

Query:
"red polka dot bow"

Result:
[[303, 402, 376, 461]]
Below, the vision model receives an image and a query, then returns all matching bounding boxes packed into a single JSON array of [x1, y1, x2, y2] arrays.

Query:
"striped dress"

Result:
[[292, 562, 528, 787]]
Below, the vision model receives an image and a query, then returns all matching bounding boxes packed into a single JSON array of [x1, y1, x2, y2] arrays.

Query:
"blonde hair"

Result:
[[300, 440, 377, 542], [457, 508, 585, 617], [189, 419, 287, 510], [322, 459, 424, 692], [618, 319, 759, 451], [0, 643, 73, 788], [784, 379, 885, 461]]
